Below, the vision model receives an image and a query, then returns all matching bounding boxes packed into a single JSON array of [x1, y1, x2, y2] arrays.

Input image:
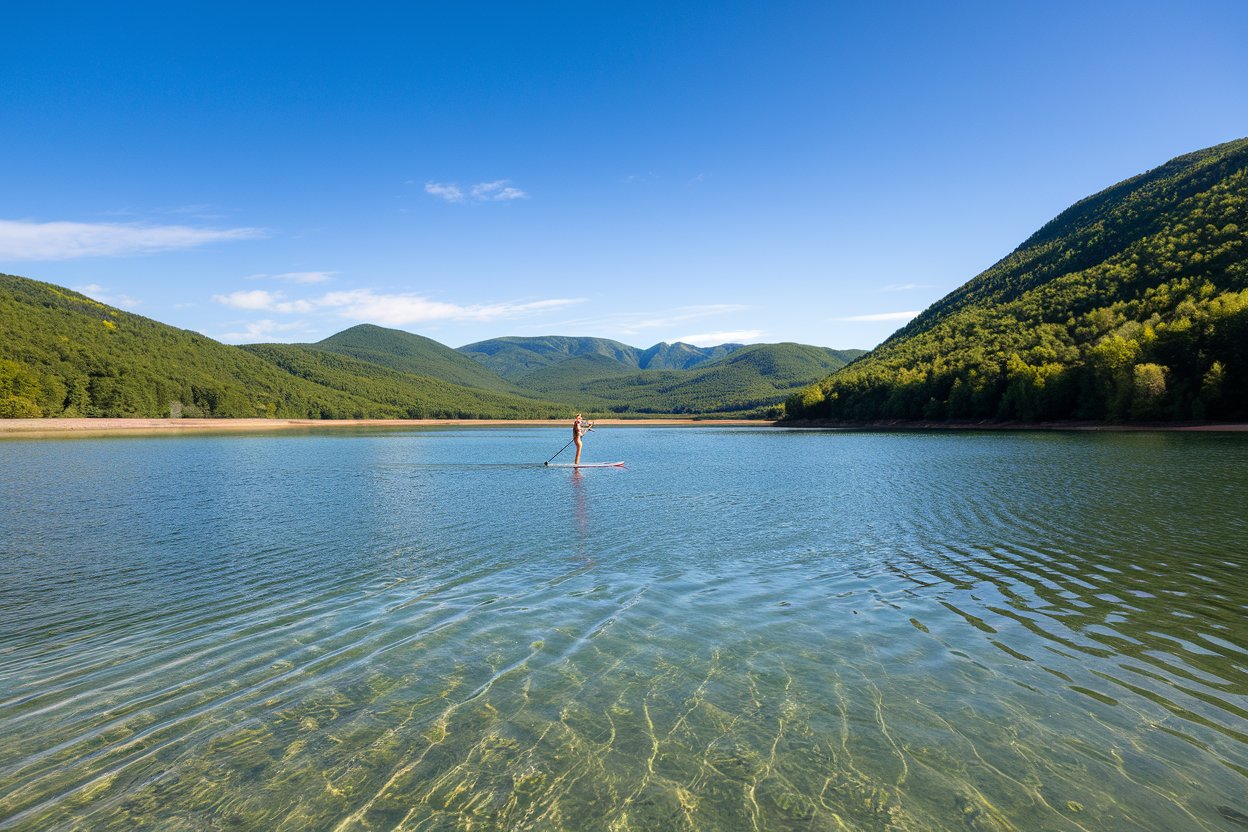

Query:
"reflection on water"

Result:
[[571, 468, 589, 542], [1, 427, 1246, 830]]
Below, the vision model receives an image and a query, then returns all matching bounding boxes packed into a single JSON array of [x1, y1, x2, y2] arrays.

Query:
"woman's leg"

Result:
[[574, 435, 582, 464]]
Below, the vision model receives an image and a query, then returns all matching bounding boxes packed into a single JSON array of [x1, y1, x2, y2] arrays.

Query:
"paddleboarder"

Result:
[[572, 413, 593, 465]]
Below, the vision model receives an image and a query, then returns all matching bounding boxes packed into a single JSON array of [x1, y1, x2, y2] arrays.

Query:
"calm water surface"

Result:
[[1, 427, 1246, 831]]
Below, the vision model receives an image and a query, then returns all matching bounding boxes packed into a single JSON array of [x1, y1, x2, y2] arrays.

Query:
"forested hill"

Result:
[[786, 137, 1248, 422], [458, 335, 741, 379], [0, 274, 564, 419], [314, 324, 519, 393]]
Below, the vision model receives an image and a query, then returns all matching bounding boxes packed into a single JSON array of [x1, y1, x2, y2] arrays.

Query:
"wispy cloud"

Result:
[[470, 180, 527, 201], [880, 282, 933, 292], [213, 289, 315, 313], [425, 180, 528, 203], [218, 319, 311, 343], [675, 329, 763, 346], [557, 304, 748, 337], [0, 219, 264, 260], [215, 290, 278, 310], [834, 310, 920, 322], [73, 283, 141, 310], [313, 290, 576, 325], [214, 287, 581, 326], [424, 182, 465, 203], [247, 271, 334, 284]]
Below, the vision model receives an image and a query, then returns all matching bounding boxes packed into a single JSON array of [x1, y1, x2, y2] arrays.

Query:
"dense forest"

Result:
[[786, 137, 1248, 422]]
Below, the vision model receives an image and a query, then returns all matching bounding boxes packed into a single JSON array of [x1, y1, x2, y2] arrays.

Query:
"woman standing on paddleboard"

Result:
[[572, 413, 593, 465]]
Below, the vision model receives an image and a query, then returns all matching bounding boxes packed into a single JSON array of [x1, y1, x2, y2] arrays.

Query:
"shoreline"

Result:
[[2, 417, 1246, 438], [0, 417, 776, 438]]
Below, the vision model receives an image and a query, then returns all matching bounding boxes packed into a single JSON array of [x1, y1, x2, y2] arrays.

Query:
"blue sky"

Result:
[[1, 2, 1245, 350]]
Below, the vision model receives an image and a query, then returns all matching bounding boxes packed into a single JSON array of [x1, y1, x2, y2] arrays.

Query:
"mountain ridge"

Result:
[[457, 335, 744, 380]]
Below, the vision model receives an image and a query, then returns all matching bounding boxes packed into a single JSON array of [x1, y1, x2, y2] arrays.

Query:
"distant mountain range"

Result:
[[786, 136, 1248, 422], [458, 335, 863, 414], [459, 335, 742, 378], [0, 278, 860, 418]]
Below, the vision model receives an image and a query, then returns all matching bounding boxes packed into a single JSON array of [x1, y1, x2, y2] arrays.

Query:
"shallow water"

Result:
[[1, 427, 1246, 831]]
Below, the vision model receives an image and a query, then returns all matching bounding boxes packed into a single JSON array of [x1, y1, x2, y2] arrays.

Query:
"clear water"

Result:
[[1, 427, 1246, 831]]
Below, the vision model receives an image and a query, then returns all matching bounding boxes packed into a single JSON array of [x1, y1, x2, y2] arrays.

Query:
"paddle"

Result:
[[543, 426, 593, 466]]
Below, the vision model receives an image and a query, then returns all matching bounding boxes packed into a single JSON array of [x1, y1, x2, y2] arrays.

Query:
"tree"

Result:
[[1130, 363, 1168, 419]]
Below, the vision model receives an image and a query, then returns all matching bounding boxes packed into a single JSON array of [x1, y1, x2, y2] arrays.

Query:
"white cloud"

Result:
[[425, 182, 465, 203], [218, 319, 310, 343], [675, 329, 763, 346], [425, 180, 527, 203], [313, 290, 579, 325], [72, 283, 141, 309], [214, 289, 317, 313], [470, 180, 527, 201], [214, 286, 582, 326], [214, 289, 279, 310], [247, 271, 334, 284], [834, 310, 920, 322], [0, 219, 264, 260]]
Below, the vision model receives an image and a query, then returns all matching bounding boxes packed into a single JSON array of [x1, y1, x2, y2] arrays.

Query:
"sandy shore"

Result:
[[2, 417, 1246, 438], [0, 417, 775, 438]]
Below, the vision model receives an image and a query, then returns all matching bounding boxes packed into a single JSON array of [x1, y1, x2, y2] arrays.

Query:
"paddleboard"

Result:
[[545, 461, 625, 468]]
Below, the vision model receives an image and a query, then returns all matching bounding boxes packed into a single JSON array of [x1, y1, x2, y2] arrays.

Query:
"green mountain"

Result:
[[638, 341, 740, 370], [786, 137, 1248, 422], [457, 335, 741, 379], [516, 343, 865, 415], [0, 274, 562, 419], [315, 324, 519, 392], [239, 343, 566, 419]]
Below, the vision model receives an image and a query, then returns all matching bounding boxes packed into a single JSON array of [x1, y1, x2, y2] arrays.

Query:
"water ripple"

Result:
[[1, 428, 1245, 830]]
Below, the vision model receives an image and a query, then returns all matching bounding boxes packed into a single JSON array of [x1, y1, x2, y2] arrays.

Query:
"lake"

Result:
[[1, 426, 1246, 831]]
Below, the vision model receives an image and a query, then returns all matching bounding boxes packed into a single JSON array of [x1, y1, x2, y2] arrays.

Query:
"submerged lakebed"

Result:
[[1, 426, 1246, 830]]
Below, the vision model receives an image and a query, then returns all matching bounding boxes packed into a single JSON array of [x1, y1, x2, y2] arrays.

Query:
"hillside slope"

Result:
[[0, 274, 380, 417], [786, 137, 1248, 422], [241, 344, 567, 419], [315, 324, 520, 393]]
